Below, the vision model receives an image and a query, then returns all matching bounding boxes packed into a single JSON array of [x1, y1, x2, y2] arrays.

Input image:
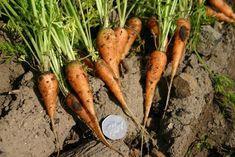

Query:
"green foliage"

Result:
[[188, 0, 215, 52], [213, 74, 235, 108], [195, 135, 212, 151], [0, 41, 26, 63]]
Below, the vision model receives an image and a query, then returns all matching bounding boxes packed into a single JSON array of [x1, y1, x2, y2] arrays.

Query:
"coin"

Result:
[[102, 115, 128, 140]]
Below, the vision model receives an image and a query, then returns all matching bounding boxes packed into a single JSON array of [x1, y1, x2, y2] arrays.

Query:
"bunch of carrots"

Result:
[[0, 0, 234, 156], [200, 0, 235, 23]]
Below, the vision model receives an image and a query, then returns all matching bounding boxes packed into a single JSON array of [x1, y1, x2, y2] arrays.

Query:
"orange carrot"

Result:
[[208, 0, 235, 20], [147, 16, 160, 37], [95, 59, 144, 130], [163, 18, 191, 118], [206, 6, 235, 23], [143, 51, 167, 125], [38, 72, 60, 155], [65, 61, 97, 121], [96, 28, 119, 79], [66, 93, 124, 156], [114, 27, 129, 65], [66, 93, 109, 147], [121, 17, 142, 61]]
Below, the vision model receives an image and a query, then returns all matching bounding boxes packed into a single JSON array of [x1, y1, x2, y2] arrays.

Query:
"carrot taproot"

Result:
[[65, 61, 97, 120], [38, 72, 60, 155], [208, 0, 235, 20], [114, 27, 129, 65], [121, 17, 142, 61], [206, 6, 235, 23], [163, 18, 191, 118], [96, 28, 119, 79], [95, 59, 146, 131], [66, 93, 124, 156], [143, 51, 167, 125], [66, 93, 108, 146]]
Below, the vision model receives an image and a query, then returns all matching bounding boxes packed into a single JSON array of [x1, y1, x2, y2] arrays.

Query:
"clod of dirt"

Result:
[[173, 73, 198, 98], [60, 140, 129, 157], [0, 72, 75, 157], [0, 61, 24, 93], [162, 25, 235, 157], [163, 54, 213, 157], [197, 25, 222, 56]]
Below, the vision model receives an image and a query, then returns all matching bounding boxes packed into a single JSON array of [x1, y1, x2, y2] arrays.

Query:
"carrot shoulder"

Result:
[[96, 28, 119, 79]]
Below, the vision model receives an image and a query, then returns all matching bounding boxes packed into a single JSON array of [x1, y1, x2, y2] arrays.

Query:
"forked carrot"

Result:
[[163, 18, 191, 118], [208, 0, 235, 20]]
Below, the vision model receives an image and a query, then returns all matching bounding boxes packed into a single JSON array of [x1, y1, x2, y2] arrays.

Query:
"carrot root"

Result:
[[121, 17, 142, 61], [38, 72, 60, 155], [66, 93, 125, 156], [66, 61, 96, 117], [96, 28, 119, 79], [163, 19, 191, 119], [144, 51, 167, 125]]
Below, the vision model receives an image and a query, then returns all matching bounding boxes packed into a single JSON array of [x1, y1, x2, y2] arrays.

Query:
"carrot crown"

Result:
[[62, 0, 99, 61], [95, 0, 113, 28], [156, 0, 178, 52], [116, 0, 138, 28], [178, 0, 193, 18]]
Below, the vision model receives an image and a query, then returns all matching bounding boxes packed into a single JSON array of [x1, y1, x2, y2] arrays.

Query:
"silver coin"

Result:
[[102, 115, 128, 140]]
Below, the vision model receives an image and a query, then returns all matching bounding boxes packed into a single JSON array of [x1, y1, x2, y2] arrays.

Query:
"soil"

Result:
[[0, 22, 234, 157]]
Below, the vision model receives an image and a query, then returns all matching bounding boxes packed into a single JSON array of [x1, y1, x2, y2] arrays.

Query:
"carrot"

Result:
[[147, 17, 170, 54], [143, 51, 167, 125], [65, 61, 97, 121], [163, 18, 191, 118], [66, 93, 124, 156], [121, 17, 142, 61], [114, 27, 129, 65], [208, 0, 235, 20], [96, 28, 119, 79], [38, 72, 60, 155], [147, 16, 160, 37], [206, 6, 235, 23], [66, 93, 108, 146]]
